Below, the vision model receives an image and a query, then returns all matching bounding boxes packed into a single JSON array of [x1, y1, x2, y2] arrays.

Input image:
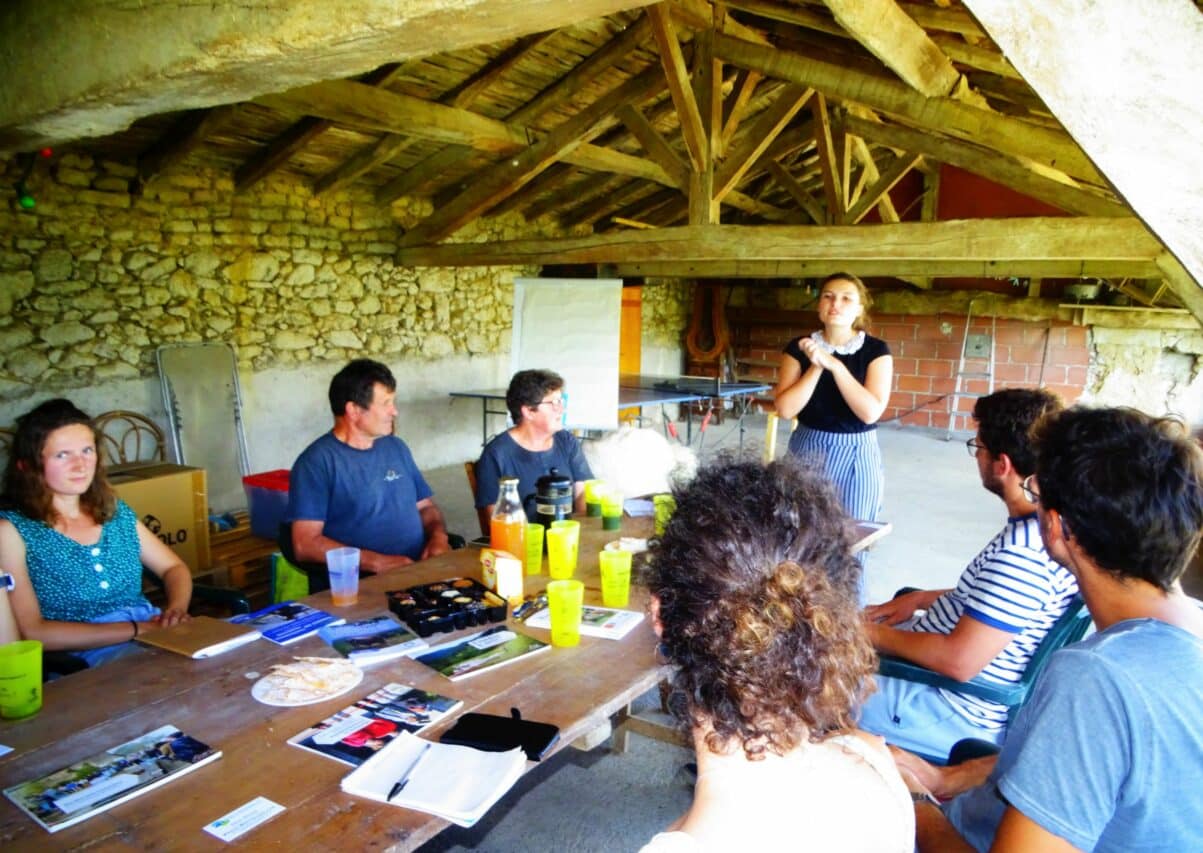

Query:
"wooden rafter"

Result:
[[766, 160, 825, 225], [397, 217, 1164, 271], [715, 84, 812, 202], [491, 165, 578, 218], [137, 105, 239, 185], [719, 68, 764, 155], [688, 27, 721, 224], [647, 3, 708, 172], [842, 113, 1128, 218], [820, 0, 961, 97], [811, 93, 844, 221], [374, 17, 653, 204], [398, 66, 666, 246], [562, 181, 661, 228], [712, 31, 1104, 186], [315, 32, 554, 195], [842, 151, 921, 224], [617, 105, 690, 189]]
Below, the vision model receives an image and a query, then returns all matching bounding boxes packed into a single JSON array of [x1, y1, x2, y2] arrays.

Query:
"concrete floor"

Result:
[[414, 416, 1004, 852]]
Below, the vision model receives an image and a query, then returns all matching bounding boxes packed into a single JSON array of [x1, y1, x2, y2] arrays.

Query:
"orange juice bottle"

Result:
[[490, 477, 526, 559]]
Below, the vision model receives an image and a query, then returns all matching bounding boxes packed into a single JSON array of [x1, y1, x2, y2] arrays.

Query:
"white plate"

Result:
[[251, 662, 364, 707]]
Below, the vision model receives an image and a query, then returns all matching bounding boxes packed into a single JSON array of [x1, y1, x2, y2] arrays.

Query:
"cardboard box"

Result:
[[109, 463, 211, 574]]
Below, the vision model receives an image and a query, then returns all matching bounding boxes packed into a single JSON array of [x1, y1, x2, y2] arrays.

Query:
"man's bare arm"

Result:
[[866, 613, 1017, 681]]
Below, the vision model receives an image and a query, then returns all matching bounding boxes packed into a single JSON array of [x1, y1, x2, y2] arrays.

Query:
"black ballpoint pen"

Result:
[[388, 742, 432, 802]]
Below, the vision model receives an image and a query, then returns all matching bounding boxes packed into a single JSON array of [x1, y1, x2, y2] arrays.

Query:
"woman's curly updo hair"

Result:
[[645, 455, 875, 760]]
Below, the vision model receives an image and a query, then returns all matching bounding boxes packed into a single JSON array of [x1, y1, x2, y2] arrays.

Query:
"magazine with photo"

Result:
[[412, 625, 549, 682], [288, 683, 463, 767], [524, 604, 644, 640], [3, 725, 221, 834], [229, 600, 345, 645], [317, 614, 428, 664]]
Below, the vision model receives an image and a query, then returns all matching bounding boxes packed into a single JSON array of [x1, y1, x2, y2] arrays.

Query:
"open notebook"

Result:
[[340, 731, 526, 828]]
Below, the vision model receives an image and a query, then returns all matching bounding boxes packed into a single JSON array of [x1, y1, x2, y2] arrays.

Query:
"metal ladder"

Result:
[[945, 300, 996, 439]]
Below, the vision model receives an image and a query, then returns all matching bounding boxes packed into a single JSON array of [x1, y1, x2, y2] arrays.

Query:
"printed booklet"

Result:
[[229, 600, 345, 645], [412, 625, 549, 682], [3, 725, 221, 833], [318, 614, 428, 665], [524, 604, 644, 640], [288, 682, 462, 767]]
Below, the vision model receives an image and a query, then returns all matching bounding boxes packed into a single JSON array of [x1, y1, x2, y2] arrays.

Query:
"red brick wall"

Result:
[[733, 309, 1089, 433]]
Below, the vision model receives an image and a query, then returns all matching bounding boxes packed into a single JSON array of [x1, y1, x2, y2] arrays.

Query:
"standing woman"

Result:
[[0, 399, 192, 668], [774, 273, 892, 523]]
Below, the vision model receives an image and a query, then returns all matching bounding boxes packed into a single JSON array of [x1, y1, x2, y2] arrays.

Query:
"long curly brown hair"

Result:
[[2, 398, 116, 525], [645, 455, 876, 760]]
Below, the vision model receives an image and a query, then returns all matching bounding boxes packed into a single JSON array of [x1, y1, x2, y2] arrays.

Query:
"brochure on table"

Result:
[[318, 614, 428, 664], [412, 625, 549, 681], [230, 600, 344, 645], [525, 604, 644, 640], [289, 683, 463, 767]]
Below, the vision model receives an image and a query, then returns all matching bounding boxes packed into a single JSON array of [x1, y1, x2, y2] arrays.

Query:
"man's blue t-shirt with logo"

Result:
[[288, 432, 432, 560]]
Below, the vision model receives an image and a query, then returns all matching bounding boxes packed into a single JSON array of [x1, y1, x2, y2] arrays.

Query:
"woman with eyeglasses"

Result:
[[0, 399, 192, 668], [641, 457, 912, 852], [473, 369, 593, 529], [774, 272, 893, 527]]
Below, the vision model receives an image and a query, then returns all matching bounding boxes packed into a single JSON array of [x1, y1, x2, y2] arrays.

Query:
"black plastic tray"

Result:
[[386, 577, 508, 637]]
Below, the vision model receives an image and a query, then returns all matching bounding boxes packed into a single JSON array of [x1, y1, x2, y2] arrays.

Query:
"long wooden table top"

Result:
[[0, 518, 664, 851]]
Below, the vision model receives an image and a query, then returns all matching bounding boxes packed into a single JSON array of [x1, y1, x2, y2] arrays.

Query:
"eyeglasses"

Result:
[[1021, 475, 1041, 505], [965, 439, 987, 457], [534, 395, 565, 411]]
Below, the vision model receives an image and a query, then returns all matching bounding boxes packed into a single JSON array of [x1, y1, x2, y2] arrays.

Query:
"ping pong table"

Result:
[[450, 374, 771, 447]]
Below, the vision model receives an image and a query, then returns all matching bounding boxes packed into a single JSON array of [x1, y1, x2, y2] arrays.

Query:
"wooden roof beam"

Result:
[[820, 0, 961, 98], [136, 105, 239, 186], [847, 136, 902, 224], [842, 152, 921, 224], [647, 3, 708, 172], [618, 105, 690, 189], [842, 113, 1128, 218], [714, 84, 813, 202], [398, 217, 1161, 268], [719, 68, 764, 155], [811, 94, 844, 221], [398, 66, 666, 246], [766, 160, 825, 225], [606, 259, 1165, 279], [712, 31, 1104, 186]]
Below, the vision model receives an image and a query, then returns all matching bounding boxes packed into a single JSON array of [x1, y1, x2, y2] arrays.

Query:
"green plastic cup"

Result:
[[546, 580, 584, 647], [584, 479, 605, 517], [601, 489, 623, 531], [524, 523, 544, 575], [599, 549, 633, 608], [653, 493, 677, 536], [0, 640, 43, 719]]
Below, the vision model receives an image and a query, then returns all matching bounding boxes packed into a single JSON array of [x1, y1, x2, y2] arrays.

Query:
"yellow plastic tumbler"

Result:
[[546, 579, 584, 647], [524, 523, 544, 575], [546, 526, 577, 579], [599, 549, 633, 608]]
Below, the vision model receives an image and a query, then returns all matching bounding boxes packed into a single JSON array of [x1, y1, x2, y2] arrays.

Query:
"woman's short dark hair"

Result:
[[973, 388, 1063, 477], [645, 455, 875, 760], [328, 359, 395, 417], [505, 369, 563, 424], [3, 398, 116, 524], [1031, 406, 1203, 591]]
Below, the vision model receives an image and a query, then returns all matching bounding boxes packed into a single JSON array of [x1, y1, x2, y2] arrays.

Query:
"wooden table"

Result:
[[0, 518, 663, 851]]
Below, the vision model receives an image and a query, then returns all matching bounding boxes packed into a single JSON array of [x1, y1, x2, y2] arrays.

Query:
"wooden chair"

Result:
[[93, 410, 166, 466], [465, 460, 489, 536]]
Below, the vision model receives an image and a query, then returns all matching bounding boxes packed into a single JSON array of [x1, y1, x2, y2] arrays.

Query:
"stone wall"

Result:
[[0, 153, 653, 476]]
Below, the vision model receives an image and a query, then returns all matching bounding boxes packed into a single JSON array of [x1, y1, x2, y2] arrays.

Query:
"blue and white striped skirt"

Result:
[[787, 425, 884, 523]]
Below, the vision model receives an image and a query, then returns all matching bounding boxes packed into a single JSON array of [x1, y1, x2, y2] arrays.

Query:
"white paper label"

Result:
[[203, 796, 286, 842]]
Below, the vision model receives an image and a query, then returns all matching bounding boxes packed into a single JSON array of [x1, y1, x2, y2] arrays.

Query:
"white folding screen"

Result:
[[512, 278, 622, 430]]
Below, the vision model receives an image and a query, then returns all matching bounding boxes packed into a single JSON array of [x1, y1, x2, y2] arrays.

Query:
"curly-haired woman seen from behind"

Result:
[[641, 456, 912, 851], [0, 399, 192, 669]]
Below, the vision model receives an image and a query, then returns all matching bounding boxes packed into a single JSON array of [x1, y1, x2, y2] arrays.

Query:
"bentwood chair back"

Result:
[[94, 410, 167, 466]]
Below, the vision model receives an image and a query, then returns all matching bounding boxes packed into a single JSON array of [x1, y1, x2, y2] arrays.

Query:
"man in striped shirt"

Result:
[[859, 389, 1078, 761]]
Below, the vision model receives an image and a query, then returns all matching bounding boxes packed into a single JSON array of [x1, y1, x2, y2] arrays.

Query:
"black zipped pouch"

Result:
[[440, 708, 560, 761]]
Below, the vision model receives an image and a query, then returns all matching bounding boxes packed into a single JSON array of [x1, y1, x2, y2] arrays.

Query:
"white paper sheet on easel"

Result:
[[512, 278, 621, 430]]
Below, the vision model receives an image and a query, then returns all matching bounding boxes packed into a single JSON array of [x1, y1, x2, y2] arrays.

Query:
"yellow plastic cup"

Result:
[[546, 525, 577, 579], [601, 489, 624, 531], [550, 519, 579, 567], [524, 523, 544, 575], [546, 579, 584, 647], [0, 640, 43, 719], [653, 493, 677, 536], [599, 549, 633, 608], [584, 479, 605, 517]]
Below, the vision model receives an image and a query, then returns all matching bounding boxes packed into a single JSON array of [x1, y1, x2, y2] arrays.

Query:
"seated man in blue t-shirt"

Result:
[[899, 406, 1203, 853], [288, 359, 450, 587], [473, 369, 593, 532]]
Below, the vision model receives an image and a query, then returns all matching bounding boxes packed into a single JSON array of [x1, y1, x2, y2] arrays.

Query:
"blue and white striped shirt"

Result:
[[912, 514, 1078, 727]]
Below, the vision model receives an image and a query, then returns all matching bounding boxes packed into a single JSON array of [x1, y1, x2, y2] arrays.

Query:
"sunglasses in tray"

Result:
[[386, 577, 508, 637]]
